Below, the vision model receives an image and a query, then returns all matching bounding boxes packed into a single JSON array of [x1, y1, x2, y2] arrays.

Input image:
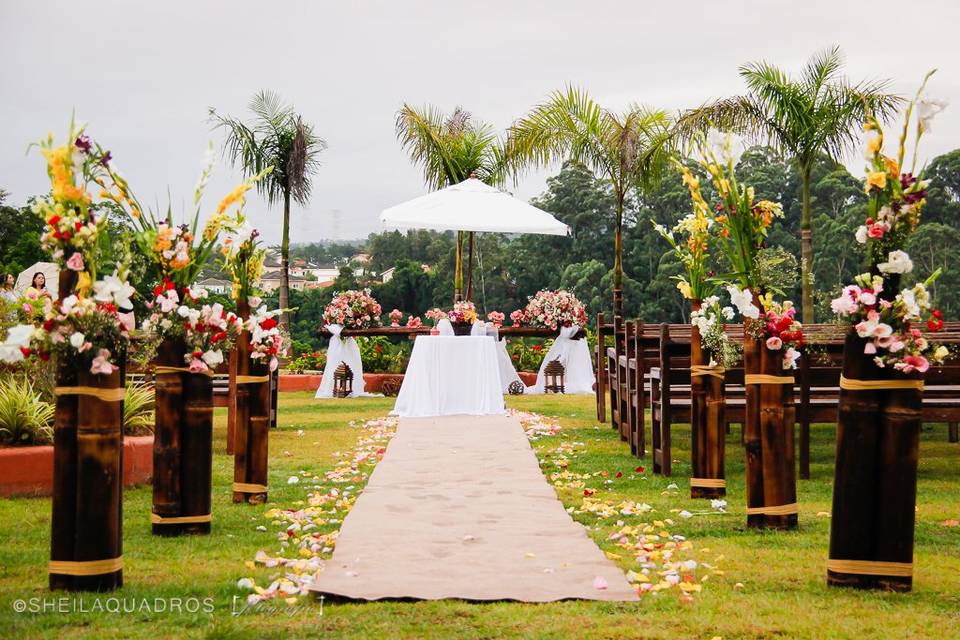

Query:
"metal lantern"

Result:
[[544, 359, 566, 394], [508, 380, 526, 395], [333, 362, 354, 398]]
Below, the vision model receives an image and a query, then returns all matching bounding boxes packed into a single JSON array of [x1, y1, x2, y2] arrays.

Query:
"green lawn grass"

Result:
[[1, 392, 958, 639]]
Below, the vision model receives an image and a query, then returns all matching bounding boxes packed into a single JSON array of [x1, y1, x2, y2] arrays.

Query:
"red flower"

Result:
[[615, 471, 623, 478], [47, 215, 61, 227], [19, 347, 31, 357], [635, 466, 645, 473], [927, 319, 944, 332], [260, 317, 278, 330], [531, 344, 543, 352], [933, 309, 944, 320], [74, 221, 82, 232], [43, 318, 56, 331]]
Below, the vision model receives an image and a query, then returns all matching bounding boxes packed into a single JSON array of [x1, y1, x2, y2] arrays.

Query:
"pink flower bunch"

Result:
[[424, 308, 446, 323], [831, 273, 946, 372], [509, 309, 526, 326], [247, 306, 284, 372], [321, 289, 382, 329], [388, 309, 403, 327], [486, 310, 505, 326], [522, 289, 587, 330], [405, 315, 422, 328], [760, 299, 804, 370]]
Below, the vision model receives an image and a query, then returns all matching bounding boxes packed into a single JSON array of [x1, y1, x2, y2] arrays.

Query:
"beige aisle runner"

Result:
[[311, 415, 639, 602]]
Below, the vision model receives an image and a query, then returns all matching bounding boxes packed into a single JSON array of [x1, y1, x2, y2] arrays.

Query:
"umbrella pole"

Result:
[[466, 232, 475, 302], [454, 231, 463, 303]]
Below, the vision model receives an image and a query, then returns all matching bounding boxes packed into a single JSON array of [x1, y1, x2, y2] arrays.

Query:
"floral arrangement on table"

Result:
[[509, 309, 525, 326], [486, 310, 505, 327], [388, 309, 403, 327], [322, 289, 382, 329], [829, 72, 948, 373], [424, 308, 446, 325], [6, 121, 139, 375], [447, 300, 477, 325], [519, 289, 587, 330], [405, 315, 422, 328], [689, 295, 740, 368]]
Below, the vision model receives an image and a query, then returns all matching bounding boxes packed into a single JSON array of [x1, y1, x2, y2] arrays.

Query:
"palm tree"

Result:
[[211, 90, 326, 330], [674, 47, 900, 322], [395, 104, 508, 301], [509, 87, 673, 318]]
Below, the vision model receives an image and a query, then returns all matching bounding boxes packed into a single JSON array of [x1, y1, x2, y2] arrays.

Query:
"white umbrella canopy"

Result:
[[380, 178, 570, 236], [16, 261, 58, 295]]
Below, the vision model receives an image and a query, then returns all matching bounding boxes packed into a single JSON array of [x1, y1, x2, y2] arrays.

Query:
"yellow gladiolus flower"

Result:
[[865, 171, 887, 193], [216, 183, 252, 215], [676, 280, 693, 299], [866, 135, 882, 155]]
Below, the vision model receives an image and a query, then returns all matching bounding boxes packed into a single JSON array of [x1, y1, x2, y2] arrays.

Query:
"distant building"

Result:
[[380, 266, 396, 283], [193, 278, 231, 295], [259, 272, 307, 293]]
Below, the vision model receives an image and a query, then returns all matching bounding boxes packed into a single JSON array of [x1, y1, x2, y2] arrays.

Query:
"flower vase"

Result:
[[152, 337, 213, 535], [452, 322, 473, 336], [828, 329, 922, 592], [743, 315, 798, 530], [689, 299, 726, 499], [50, 366, 124, 592], [232, 300, 270, 505]]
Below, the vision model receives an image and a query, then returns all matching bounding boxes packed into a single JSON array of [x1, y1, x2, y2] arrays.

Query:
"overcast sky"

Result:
[[2, 1, 958, 245]]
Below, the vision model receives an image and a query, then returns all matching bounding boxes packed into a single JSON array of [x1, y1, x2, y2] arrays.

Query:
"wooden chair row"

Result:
[[596, 318, 960, 478]]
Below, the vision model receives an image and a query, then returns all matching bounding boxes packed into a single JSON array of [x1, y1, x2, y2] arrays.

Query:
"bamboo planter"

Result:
[[151, 338, 213, 535], [50, 273, 125, 591], [828, 330, 921, 592], [232, 302, 270, 505], [743, 317, 798, 530], [689, 301, 726, 499]]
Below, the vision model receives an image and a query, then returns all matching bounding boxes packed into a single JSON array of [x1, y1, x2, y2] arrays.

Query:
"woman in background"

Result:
[[1, 273, 18, 304], [25, 272, 51, 300]]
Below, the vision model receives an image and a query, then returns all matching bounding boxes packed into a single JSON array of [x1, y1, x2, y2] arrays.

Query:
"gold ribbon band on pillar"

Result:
[[236, 375, 270, 384], [233, 482, 268, 493], [154, 365, 215, 377], [827, 558, 912, 577], [744, 374, 795, 385], [690, 365, 725, 379], [150, 513, 212, 524], [49, 556, 123, 576], [839, 375, 924, 391], [54, 386, 125, 402], [746, 502, 798, 516], [690, 477, 726, 488]]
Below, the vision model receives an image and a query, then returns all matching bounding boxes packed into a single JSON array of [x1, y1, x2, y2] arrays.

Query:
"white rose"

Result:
[[70, 332, 86, 349], [855, 226, 868, 244], [877, 250, 913, 275]]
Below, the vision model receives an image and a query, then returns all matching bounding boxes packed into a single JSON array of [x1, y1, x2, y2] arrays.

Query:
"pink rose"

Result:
[[66, 252, 85, 271], [765, 336, 783, 350], [90, 348, 116, 375]]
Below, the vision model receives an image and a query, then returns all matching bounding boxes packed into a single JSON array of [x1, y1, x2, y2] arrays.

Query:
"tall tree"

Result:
[[395, 104, 509, 301], [211, 90, 326, 330], [509, 87, 673, 318], [675, 46, 900, 322]]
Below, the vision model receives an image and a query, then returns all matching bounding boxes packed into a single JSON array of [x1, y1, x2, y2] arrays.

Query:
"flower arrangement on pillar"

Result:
[[22, 120, 136, 591], [827, 71, 947, 592], [655, 170, 732, 499], [222, 216, 284, 505], [679, 131, 802, 528], [107, 145, 261, 536]]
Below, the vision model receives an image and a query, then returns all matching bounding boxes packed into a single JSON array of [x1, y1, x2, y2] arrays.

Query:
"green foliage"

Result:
[[506, 339, 550, 372], [0, 193, 47, 277], [0, 377, 54, 446], [286, 350, 327, 374], [356, 337, 410, 374], [123, 381, 155, 435]]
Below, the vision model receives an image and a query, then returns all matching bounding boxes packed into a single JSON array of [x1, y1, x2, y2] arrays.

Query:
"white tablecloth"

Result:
[[392, 336, 505, 418]]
